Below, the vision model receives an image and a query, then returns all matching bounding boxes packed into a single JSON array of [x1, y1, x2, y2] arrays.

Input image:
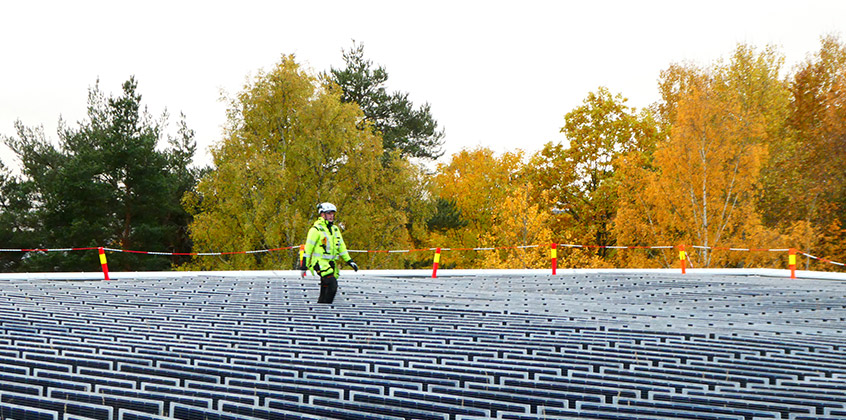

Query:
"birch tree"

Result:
[[185, 55, 421, 270], [615, 45, 787, 268]]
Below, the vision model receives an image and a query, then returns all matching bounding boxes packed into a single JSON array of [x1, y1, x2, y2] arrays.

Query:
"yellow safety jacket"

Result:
[[304, 218, 351, 277]]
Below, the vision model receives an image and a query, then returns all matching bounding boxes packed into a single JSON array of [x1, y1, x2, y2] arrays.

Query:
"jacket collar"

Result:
[[313, 217, 332, 230]]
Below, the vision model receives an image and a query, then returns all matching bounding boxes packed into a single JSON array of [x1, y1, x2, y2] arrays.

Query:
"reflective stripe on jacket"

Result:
[[304, 218, 351, 276]]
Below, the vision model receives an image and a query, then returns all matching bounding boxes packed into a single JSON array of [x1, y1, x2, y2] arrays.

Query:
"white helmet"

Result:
[[317, 202, 337, 214]]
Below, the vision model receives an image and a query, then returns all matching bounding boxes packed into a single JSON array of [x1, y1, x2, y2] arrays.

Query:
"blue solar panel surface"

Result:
[[0, 272, 843, 419]]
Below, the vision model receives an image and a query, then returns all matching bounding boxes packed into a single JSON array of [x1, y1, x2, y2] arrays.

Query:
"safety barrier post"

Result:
[[789, 248, 797, 279], [679, 244, 686, 274], [98, 247, 110, 281], [432, 248, 441, 278], [298, 244, 305, 267], [551, 243, 557, 275]]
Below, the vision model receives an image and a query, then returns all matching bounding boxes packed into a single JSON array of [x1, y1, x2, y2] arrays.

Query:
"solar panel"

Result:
[[0, 272, 841, 419]]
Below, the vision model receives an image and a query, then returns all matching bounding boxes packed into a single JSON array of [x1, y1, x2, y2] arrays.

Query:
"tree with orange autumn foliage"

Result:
[[615, 45, 789, 268]]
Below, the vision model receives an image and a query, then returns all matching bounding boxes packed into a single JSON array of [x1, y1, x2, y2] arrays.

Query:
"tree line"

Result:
[[1, 37, 844, 272]]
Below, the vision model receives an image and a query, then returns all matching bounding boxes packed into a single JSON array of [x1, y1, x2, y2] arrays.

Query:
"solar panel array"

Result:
[[0, 272, 844, 419]]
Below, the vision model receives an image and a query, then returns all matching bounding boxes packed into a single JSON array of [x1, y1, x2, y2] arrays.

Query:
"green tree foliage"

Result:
[[426, 198, 468, 232], [0, 162, 33, 270], [329, 42, 445, 160], [525, 88, 658, 266], [185, 55, 424, 270], [2, 77, 199, 271]]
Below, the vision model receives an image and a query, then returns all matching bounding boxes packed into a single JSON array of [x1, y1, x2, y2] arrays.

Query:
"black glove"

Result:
[[348, 260, 359, 272]]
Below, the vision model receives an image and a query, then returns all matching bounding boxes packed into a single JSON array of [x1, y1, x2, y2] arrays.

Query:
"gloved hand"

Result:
[[348, 260, 359, 272]]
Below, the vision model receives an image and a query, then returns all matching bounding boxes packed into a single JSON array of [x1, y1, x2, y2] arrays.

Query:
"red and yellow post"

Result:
[[679, 244, 687, 274], [98, 247, 110, 281], [432, 248, 441, 278], [551, 243, 558, 275], [789, 248, 797, 279]]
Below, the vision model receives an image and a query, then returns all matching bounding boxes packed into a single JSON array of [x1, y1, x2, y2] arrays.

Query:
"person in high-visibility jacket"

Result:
[[300, 202, 358, 304]]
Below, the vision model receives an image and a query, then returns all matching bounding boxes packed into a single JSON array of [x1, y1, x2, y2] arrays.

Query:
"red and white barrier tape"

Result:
[[556, 244, 675, 249], [799, 252, 846, 267], [0, 247, 98, 252], [2, 244, 845, 270], [691, 246, 790, 252], [102, 246, 297, 256]]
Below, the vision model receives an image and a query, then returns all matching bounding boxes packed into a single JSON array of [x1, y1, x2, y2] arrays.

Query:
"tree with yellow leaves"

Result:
[[481, 184, 554, 269], [183, 55, 422, 270], [615, 44, 788, 268], [430, 147, 524, 268]]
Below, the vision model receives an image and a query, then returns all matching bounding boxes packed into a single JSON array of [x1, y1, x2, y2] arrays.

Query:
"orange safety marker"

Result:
[[98, 247, 110, 281], [789, 248, 797, 279], [679, 244, 686, 274], [432, 248, 441, 278], [551, 243, 558, 275]]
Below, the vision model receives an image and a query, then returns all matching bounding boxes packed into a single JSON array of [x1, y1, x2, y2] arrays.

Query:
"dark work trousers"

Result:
[[318, 275, 338, 304]]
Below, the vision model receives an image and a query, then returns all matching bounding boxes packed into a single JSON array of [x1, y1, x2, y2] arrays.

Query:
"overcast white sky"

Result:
[[2, 1, 845, 171]]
